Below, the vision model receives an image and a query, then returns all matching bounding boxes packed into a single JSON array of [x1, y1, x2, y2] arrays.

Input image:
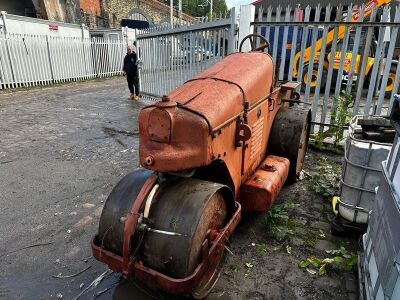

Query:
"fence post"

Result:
[[376, 8, 400, 114], [136, 29, 142, 96], [45, 35, 54, 83], [228, 7, 236, 54], [1, 11, 8, 34], [4, 36, 16, 87], [238, 5, 254, 52], [93, 37, 99, 78], [0, 11, 16, 87], [81, 23, 86, 39]]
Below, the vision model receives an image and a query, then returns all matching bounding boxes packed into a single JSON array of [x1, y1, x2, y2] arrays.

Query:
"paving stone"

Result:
[[347, 292, 358, 300], [291, 237, 304, 246], [345, 275, 358, 293], [311, 220, 331, 231], [295, 227, 308, 236], [312, 203, 324, 211], [294, 217, 308, 225], [314, 239, 337, 251], [311, 211, 322, 219]]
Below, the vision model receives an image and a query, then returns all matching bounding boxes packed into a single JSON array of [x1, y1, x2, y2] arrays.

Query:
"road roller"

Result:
[[91, 35, 311, 298]]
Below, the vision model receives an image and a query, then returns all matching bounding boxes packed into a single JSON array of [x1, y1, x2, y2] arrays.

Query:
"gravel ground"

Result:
[[0, 77, 358, 300]]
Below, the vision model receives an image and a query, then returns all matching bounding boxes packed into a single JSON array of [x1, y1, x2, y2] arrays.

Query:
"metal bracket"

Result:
[[282, 92, 304, 105], [235, 122, 252, 148], [268, 97, 275, 111]]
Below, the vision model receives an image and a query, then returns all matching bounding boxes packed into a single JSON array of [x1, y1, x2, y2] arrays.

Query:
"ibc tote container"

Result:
[[361, 164, 400, 300], [359, 95, 400, 300], [337, 116, 392, 226]]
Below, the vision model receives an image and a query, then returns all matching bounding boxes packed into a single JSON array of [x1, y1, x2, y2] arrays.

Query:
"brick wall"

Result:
[[101, 0, 195, 27], [80, 0, 101, 16]]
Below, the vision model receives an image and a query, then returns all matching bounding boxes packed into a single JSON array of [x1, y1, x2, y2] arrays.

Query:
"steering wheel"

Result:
[[239, 34, 270, 53]]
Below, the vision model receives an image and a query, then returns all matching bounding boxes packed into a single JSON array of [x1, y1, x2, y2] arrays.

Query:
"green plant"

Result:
[[298, 246, 357, 276], [331, 92, 353, 145], [312, 132, 325, 150], [244, 262, 254, 277], [307, 156, 341, 197], [257, 243, 267, 254], [325, 247, 358, 271], [265, 203, 299, 240], [309, 92, 353, 150], [224, 264, 237, 277]]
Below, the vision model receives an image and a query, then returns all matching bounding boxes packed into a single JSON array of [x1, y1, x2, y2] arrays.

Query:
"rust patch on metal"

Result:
[[148, 109, 172, 143], [239, 155, 289, 212]]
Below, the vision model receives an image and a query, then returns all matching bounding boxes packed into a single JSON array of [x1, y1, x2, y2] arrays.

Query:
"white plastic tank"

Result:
[[338, 116, 392, 224], [359, 95, 400, 300]]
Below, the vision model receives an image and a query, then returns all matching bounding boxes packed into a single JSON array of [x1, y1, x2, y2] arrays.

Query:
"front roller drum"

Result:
[[142, 178, 235, 298], [97, 168, 154, 256], [93, 172, 239, 299], [268, 106, 311, 181]]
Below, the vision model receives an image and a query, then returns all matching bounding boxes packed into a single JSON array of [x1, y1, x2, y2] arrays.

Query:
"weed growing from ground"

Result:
[[257, 243, 267, 254], [310, 91, 353, 149], [244, 262, 254, 277], [224, 264, 237, 278], [298, 246, 357, 276], [307, 156, 341, 197], [331, 92, 353, 145], [265, 202, 299, 240]]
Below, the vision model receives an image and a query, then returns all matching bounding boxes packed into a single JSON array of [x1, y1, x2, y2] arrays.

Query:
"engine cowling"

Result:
[[139, 52, 275, 175]]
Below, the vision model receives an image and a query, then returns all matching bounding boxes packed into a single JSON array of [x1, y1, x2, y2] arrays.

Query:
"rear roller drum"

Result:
[[142, 178, 233, 298], [268, 106, 311, 181]]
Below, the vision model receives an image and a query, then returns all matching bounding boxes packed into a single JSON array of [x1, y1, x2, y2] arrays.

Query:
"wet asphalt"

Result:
[[0, 77, 148, 299]]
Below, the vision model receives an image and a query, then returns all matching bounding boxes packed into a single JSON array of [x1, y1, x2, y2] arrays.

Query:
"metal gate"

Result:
[[251, 2, 400, 131], [136, 10, 236, 98]]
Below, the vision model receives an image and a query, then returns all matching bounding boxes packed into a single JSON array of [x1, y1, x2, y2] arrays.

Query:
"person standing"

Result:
[[122, 46, 139, 100]]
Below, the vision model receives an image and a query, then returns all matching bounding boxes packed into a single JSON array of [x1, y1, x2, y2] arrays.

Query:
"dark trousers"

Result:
[[127, 74, 139, 96]]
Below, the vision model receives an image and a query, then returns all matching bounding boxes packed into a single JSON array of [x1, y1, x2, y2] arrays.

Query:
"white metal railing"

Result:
[[0, 33, 126, 89], [251, 3, 400, 131], [136, 8, 236, 98]]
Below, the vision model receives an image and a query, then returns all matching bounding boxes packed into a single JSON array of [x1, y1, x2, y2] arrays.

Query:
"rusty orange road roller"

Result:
[[92, 35, 311, 298]]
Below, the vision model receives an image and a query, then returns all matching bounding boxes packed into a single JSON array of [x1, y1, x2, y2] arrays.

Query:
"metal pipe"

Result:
[[170, 0, 173, 28], [179, 0, 182, 25], [210, 0, 213, 21]]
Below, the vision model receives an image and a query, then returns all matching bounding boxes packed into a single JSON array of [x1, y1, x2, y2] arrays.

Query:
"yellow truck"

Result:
[[293, 0, 397, 95]]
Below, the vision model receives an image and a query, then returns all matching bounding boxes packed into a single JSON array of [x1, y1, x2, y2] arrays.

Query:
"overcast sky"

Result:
[[226, 0, 252, 10]]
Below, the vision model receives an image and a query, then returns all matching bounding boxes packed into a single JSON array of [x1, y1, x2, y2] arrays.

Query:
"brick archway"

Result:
[[126, 8, 152, 23], [159, 17, 171, 26]]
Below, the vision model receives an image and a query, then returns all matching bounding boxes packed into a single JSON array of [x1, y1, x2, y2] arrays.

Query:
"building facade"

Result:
[[101, 0, 196, 27], [0, 0, 196, 29]]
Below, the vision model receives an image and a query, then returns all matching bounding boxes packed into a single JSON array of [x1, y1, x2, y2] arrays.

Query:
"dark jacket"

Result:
[[123, 52, 138, 76]]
